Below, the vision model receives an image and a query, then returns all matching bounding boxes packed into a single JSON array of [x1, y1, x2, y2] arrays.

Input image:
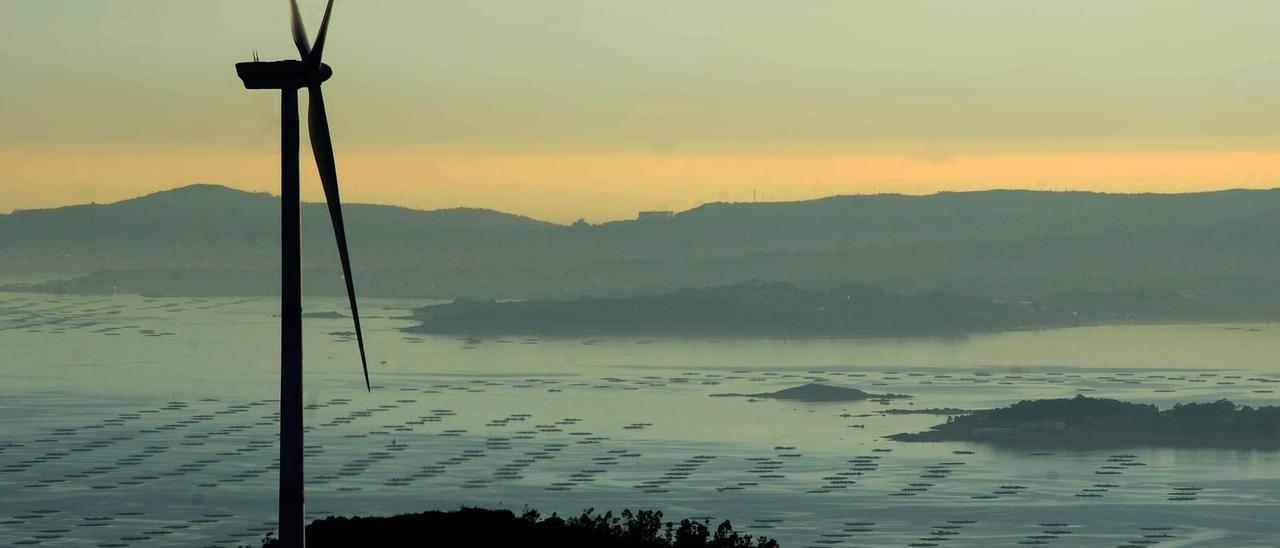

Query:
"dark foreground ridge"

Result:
[[889, 395, 1280, 449], [711, 383, 909, 402], [257, 507, 778, 548], [406, 281, 1073, 336]]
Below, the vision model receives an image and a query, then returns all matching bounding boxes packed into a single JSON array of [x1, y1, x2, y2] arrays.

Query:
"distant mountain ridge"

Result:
[[666, 189, 1280, 246], [0, 184, 555, 275], [8, 183, 556, 234], [4, 184, 1280, 306]]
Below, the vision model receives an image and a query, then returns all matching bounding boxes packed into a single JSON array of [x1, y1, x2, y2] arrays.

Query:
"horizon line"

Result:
[[8, 181, 1280, 225]]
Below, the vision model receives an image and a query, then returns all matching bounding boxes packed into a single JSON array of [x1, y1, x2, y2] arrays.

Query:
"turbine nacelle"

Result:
[[236, 60, 333, 90]]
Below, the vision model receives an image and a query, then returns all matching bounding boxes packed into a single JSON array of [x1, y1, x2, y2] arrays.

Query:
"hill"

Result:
[[0, 184, 554, 275], [643, 189, 1280, 253], [5, 185, 1280, 314]]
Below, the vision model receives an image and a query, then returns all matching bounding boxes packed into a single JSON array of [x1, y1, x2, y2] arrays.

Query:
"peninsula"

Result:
[[889, 396, 1280, 449], [404, 282, 1073, 337]]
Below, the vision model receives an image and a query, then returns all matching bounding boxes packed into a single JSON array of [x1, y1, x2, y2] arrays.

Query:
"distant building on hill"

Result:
[[636, 210, 673, 221]]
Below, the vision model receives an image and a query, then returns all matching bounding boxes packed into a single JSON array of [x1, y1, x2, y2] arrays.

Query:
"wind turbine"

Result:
[[235, 1, 369, 546]]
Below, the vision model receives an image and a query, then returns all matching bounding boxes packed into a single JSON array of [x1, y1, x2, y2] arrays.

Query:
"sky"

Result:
[[2, 0, 1280, 222]]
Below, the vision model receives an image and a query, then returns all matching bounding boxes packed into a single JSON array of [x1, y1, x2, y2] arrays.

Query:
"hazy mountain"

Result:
[[4, 184, 1280, 310], [0, 184, 555, 274], [611, 189, 1280, 255]]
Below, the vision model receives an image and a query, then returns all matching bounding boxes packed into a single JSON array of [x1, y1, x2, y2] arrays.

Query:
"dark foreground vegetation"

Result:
[[258, 507, 778, 548], [890, 396, 1280, 449], [406, 281, 1072, 336]]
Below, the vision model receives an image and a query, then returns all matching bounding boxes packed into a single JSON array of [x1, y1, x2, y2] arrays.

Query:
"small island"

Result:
[[404, 281, 1074, 337], [711, 383, 909, 403], [889, 396, 1280, 449], [302, 311, 347, 319]]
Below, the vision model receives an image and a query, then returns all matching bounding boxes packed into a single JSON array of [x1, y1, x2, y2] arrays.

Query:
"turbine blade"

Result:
[[289, 0, 311, 60], [308, 0, 334, 69], [307, 85, 370, 392]]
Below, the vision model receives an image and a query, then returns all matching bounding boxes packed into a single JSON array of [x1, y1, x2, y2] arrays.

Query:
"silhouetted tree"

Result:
[[258, 507, 778, 548]]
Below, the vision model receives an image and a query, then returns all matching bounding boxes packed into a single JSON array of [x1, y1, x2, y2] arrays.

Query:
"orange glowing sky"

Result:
[[3, 1, 1280, 222]]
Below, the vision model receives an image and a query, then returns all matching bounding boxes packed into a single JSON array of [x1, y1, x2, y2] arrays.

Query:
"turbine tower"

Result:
[[235, 1, 369, 546]]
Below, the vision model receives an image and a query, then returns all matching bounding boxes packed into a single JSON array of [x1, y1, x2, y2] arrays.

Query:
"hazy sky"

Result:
[[3, 1, 1280, 222]]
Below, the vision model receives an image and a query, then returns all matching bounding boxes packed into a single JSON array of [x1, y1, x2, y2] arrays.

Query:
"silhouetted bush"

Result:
[[258, 507, 779, 548]]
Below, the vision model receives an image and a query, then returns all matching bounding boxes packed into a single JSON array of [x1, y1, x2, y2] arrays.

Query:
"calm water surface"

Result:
[[2, 293, 1278, 547]]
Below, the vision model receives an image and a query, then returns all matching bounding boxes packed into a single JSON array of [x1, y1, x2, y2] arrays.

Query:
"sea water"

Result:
[[2, 293, 1278, 547]]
